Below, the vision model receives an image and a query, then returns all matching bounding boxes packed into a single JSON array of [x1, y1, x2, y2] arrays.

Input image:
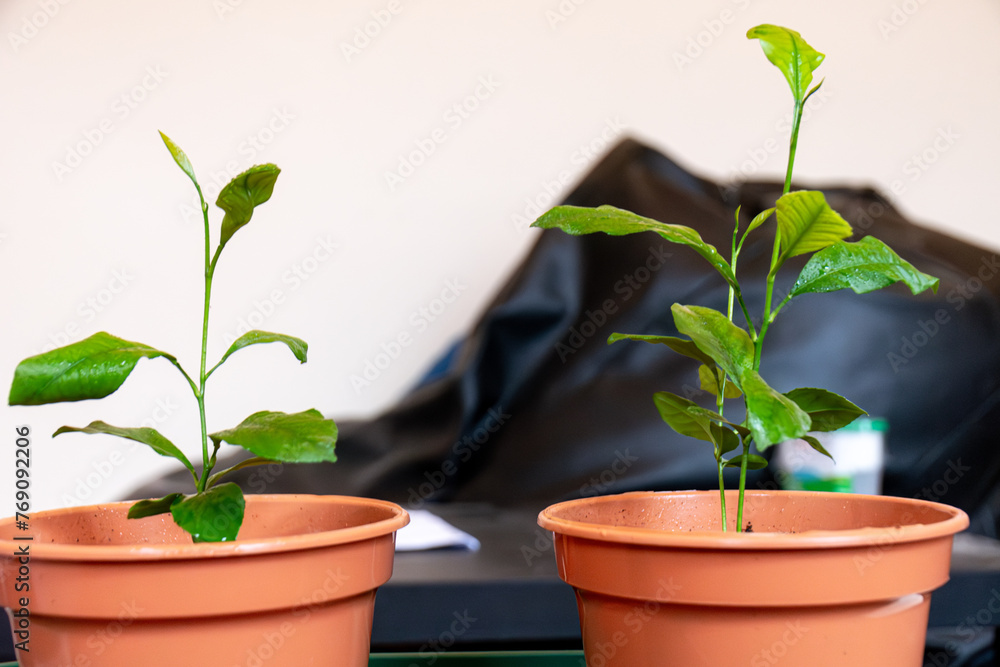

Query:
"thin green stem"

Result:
[[783, 99, 804, 196], [195, 185, 213, 494], [737, 91, 807, 530], [718, 462, 728, 531], [733, 289, 758, 342], [736, 443, 749, 531]]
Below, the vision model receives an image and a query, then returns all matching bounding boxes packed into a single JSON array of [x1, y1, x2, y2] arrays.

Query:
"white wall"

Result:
[[3, 0, 998, 512]]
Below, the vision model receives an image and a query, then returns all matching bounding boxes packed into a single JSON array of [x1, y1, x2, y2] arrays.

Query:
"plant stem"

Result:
[[782, 99, 803, 196], [736, 94, 806, 529], [736, 443, 749, 531], [718, 462, 728, 531], [196, 188, 213, 494]]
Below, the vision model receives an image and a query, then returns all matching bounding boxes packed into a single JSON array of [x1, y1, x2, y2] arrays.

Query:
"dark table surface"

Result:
[[372, 502, 1000, 652]]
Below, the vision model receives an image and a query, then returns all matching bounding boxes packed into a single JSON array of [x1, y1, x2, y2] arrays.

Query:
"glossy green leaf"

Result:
[[8, 332, 176, 406], [170, 483, 245, 543], [789, 236, 940, 297], [608, 332, 717, 368], [532, 205, 737, 287], [698, 364, 742, 399], [215, 330, 308, 369], [711, 422, 742, 458], [802, 435, 835, 461], [775, 191, 853, 263], [671, 304, 754, 386], [159, 131, 199, 189], [747, 24, 825, 104], [128, 493, 184, 520], [784, 387, 865, 432], [741, 370, 811, 449], [54, 421, 195, 476], [217, 164, 281, 249], [653, 392, 715, 443], [209, 409, 337, 463], [723, 453, 769, 470]]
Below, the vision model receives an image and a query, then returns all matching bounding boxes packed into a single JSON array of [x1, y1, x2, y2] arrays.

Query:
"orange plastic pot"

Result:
[[538, 490, 968, 667], [0, 494, 408, 667]]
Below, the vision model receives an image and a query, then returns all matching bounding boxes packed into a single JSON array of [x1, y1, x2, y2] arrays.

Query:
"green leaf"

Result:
[[608, 333, 716, 368], [128, 493, 184, 520], [159, 131, 199, 189], [204, 456, 277, 489], [775, 191, 853, 263], [9, 332, 176, 406], [741, 370, 812, 449], [784, 387, 866, 432], [209, 409, 337, 463], [670, 304, 755, 386], [531, 205, 737, 288], [711, 422, 742, 458], [745, 207, 775, 238], [723, 453, 769, 470], [747, 24, 825, 104], [215, 331, 308, 369], [217, 164, 281, 249], [698, 364, 742, 399], [789, 236, 940, 297], [802, 435, 835, 461], [170, 483, 245, 543], [54, 421, 196, 476], [653, 392, 715, 443]]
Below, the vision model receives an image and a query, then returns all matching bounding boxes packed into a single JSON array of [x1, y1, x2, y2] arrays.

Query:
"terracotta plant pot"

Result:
[[538, 490, 968, 667], [0, 494, 408, 667]]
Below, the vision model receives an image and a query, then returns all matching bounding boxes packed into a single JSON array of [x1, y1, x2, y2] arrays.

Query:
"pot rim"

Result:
[[0, 494, 409, 561], [537, 490, 969, 550]]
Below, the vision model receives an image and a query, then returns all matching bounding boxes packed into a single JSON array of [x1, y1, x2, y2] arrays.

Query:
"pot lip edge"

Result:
[[0, 494, 410, 561], [536, 489, 970, 550]]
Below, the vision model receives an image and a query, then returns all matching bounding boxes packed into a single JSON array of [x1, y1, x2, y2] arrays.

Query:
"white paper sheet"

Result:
[[395, 509, 481, 551]]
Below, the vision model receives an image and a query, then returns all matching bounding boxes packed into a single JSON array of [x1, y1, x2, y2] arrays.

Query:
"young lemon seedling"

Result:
[[531, 25, 938, 531], [9, 133, 338, 542]]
